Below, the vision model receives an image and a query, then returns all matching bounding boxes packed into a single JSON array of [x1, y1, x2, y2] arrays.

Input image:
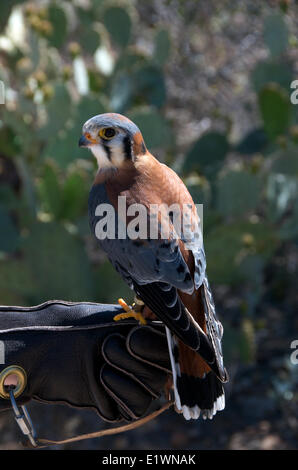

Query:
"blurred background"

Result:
[[0, 0, 297, 450]]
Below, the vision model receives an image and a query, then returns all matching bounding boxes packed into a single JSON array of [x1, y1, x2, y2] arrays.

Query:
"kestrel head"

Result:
[[79, 113, 147, 169]]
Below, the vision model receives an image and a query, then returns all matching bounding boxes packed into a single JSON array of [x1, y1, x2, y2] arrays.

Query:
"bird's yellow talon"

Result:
[[115, 298, 147, 325], [117, 298, 131, 313], [113, 311, 147, 325]]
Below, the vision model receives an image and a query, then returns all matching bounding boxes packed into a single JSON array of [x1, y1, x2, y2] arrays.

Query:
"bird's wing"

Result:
[[132, 280, 227, 381], [102, 200, 205, 295], [90, 187, 224, 378], [201, 277, 226, 379], [88, 180, 200, 291]]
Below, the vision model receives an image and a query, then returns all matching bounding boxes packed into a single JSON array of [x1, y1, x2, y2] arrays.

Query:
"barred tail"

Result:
[[166, 328, 225, 420]]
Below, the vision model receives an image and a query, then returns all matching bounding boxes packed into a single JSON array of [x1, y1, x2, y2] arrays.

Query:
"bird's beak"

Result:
[[78, 134, 90, 148], [79, 133, 98, 148]]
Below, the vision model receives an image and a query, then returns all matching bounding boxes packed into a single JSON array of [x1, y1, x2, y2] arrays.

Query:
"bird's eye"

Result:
[[99, 127, 116, 140]]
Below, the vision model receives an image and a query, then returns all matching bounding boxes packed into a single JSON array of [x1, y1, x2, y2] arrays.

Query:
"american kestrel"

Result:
[[79, 113, 228, 420]]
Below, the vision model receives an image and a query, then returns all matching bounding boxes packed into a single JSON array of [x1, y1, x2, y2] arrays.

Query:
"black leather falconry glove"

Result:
[[0, 301, 171, 423]]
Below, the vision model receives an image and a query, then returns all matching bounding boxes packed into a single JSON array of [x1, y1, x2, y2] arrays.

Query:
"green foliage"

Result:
[[216, 170, 261, 217], [38, 163, 61, 217], [278, 201, 298, 240], [103, 6, 132, 48], [0, 207, 19, 253], [111, 64, 167, 112], [183, 132, 229, 177], [21, 221, 95, 302], [80, 28, 101, 54], [94, 261, 131, 303], [47, 5, 67, 48], [251, 61, 293, 92], [223, 319, 256, 365], [251, 60, 293, 93], [204, 221, 277, 285], [134, 65, 167, 108], [258, 84, 292, 139], [110, 72, 133, 112], [41, 94, 106, 168], [0, 126, 20, 157], [263, 13, 288, 57], [271, 144, 298, 174], [235, 128, 268, 155], [39, 84, 72, 138], [38, 162, 89, 221], [153, 29, 171, 66], [129, 109, 171, 149], [0, 259, 34, 305]]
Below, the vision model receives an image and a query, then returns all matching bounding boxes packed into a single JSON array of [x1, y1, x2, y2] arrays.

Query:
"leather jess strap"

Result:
[[25, 401, 174, 448]]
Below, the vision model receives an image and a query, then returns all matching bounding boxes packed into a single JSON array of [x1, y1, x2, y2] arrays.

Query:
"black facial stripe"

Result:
[[103, 144, 111, 160], [123, 135, 132, 160]]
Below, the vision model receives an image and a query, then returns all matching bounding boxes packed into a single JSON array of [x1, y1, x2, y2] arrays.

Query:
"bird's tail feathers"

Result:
[[134, 281, 224, 380], [166, 328, 225, 420]]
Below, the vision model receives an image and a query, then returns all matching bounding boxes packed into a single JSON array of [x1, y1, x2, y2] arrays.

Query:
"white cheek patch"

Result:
[[109, 137, 126, 167], [110, 147, 125, 166], [90, 145, 114, 169], [89, 133, 127, 170]]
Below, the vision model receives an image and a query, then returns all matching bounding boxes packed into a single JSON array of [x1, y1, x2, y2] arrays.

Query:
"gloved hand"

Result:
[[0, 301, 171, 423]]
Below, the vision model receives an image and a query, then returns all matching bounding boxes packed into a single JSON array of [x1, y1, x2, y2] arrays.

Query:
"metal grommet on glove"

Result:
[[0, 365, 27, 399], [0, 365, 36, 447]]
